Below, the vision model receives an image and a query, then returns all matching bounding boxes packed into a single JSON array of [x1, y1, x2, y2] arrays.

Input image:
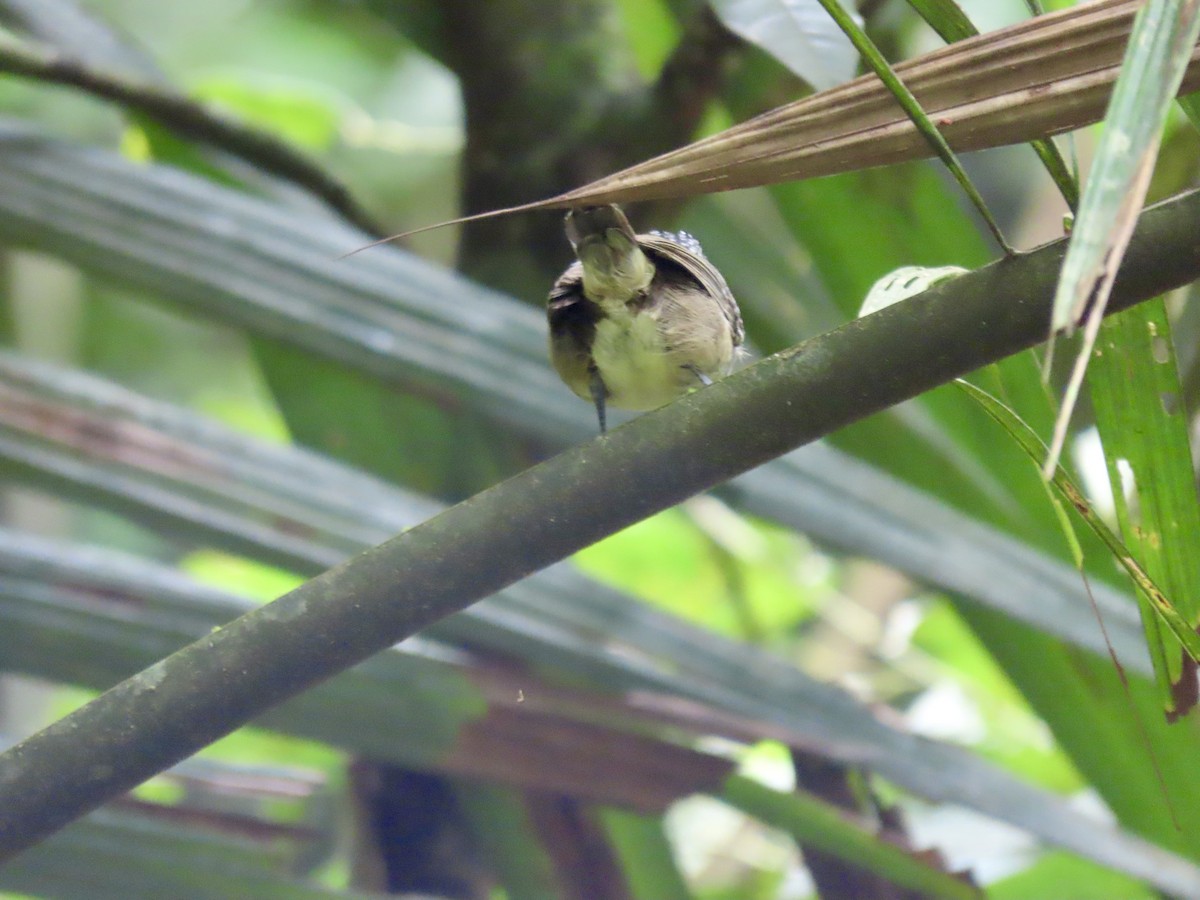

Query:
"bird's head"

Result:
[[565, 206, 654, 305]]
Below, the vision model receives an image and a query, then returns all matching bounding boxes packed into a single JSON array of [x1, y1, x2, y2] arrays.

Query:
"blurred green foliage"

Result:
[[2, 0, 1199, 896]]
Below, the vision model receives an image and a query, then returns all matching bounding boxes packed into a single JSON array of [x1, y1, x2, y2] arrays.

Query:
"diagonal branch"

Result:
[[0, 187, 1198, 874]]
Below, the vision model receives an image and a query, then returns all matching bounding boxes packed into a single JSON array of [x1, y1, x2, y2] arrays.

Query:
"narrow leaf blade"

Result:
[[958, 380, 1200, 669]]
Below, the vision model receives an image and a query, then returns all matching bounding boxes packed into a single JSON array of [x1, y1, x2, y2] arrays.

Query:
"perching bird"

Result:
[[547, 205, 744, 433]]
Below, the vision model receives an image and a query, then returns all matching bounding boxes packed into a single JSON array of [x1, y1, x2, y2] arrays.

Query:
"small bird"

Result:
[[547, 205, 744, 433]]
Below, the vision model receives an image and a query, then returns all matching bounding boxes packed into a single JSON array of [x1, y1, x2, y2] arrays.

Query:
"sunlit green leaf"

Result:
[[1052, 1, 1200, 331], [958, 379, 1200, 666], [1088, 299, 1200, 717]]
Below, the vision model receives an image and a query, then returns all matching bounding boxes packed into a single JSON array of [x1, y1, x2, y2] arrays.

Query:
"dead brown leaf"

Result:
[[357, 0, 1200, 251]]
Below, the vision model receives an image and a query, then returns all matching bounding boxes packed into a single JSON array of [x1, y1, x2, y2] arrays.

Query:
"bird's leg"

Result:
[[589, 368, 608, 434], [684, 364, 713, 387]]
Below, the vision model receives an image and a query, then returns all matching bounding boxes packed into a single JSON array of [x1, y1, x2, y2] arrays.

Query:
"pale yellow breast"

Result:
[[591, 304, 739, 411]]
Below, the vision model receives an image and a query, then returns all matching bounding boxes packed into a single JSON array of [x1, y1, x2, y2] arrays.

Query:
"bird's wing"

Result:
[[546, 261, 599, 396], [548, 260, 585, 314], [638, 233, 744, 347]]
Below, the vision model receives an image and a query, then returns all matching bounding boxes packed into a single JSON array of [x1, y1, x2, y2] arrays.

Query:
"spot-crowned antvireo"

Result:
[[547, 204, 743, 432]]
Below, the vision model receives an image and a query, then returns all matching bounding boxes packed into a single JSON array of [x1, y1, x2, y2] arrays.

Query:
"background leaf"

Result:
[[2, 0, 1200, 894], [709, 0, 859, 90]]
